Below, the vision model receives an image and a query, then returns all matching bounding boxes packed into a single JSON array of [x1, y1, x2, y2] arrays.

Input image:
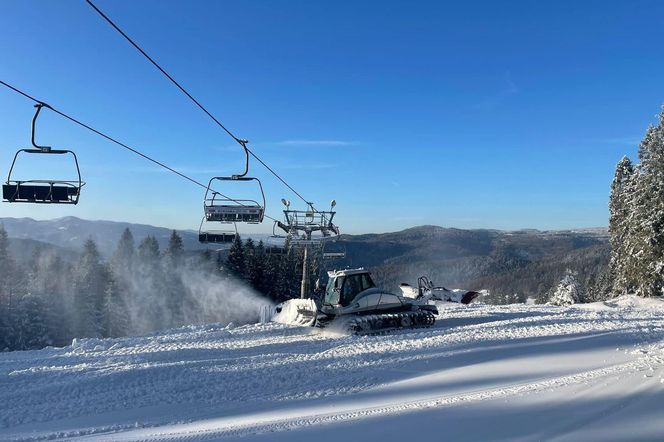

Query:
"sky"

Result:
[[1, 0, 663, 234]]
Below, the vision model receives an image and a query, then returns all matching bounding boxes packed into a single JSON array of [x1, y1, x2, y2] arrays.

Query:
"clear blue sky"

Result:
[[1, 0, 663, 234]]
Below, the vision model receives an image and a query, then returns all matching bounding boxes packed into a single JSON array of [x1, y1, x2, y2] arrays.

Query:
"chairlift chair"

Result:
[[3, 104, 84, 204], [322, 240, 346, 260], [198, 139, 266, 243], [203, 181, 265, 224], [198, 218, 238, 244]]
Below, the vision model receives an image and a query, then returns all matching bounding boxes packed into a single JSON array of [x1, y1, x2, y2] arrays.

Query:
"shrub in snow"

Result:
[[549, 270, 582, 306]]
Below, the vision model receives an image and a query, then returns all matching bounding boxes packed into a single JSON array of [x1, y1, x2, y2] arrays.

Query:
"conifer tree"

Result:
[[0, 225, 16, 308], [548, 269, 583, 306], [138, 235, 161, 265], [163, 231, 186, 326], [112, 228, 136, 275], [164, 230, 184, 268], [0, 225, 15, 350], [636, 110, 664, 296], [244, 238, 256, 283], [264, 251, 282, 301], [73, 239, 107, 337], [226, 235, 246, 278], [13, 293, 50, 350], [607, 107, 664, 298], [26, 248, 72, 346], [102, 275, 129, 338], [137, 235, 165, 330], [609, 156, 635, 295]]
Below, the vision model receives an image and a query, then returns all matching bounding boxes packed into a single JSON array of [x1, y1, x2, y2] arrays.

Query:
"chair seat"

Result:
[[204, 205, 264, 223], [199, 232, 236, 243], [3, 183, 79, 203]]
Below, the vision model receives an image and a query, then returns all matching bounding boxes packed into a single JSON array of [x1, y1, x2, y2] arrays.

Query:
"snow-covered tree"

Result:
[[609, 156, 635, 295], [548, 269, 583, 306], [609, 106, 664, 298], [635, 112, 664, 297]]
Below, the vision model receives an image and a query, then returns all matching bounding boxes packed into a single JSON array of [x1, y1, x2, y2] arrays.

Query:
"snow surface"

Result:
[[2, 296, 664, 441]]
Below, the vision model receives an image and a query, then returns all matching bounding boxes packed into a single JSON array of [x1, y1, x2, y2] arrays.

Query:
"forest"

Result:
[[0, 228, 313, 351]]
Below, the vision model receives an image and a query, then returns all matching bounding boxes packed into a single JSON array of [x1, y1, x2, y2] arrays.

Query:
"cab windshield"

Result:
[[325, 272, 376, 306]]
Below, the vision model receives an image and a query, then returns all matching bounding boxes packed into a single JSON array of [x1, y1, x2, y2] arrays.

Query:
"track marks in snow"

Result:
[[2, 298, 664, 441], [85, 350, 664, 441]]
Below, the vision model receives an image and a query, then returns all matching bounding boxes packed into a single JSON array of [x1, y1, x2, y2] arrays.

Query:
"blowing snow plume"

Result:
[[105, 230, 275, 336], [116, 256, 273, 335], [0, 228, 275, 351]]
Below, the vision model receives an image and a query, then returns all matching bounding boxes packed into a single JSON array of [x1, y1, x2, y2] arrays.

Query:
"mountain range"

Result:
[[1, 217, 609, 300]]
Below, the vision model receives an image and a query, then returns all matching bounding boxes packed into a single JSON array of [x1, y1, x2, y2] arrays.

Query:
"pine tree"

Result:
[[226, 235, 245, 278], [163, 231, 186, 327], [164, 230, 184, 268], [276, 246, 299, 301], [636, 110, 664, 297], [609, 156, 635, 295], [0, 225, 16, 350], [138, 235, 161, 264], [102, 275, 129, 338], [0, 224, 17, 308], [607, 106, 664, 298], [137, 235, 165, 331], [72, 239, 107, 337], [111, 228, 136, 275], [109, 228, 135, 335], [244, 238, 256, 283], [549, 269, 583, 306], [250, 241, 267, 294], [25, 248, 72, 346], [263, 251, 282, 301], [13, 293, 50, 350]]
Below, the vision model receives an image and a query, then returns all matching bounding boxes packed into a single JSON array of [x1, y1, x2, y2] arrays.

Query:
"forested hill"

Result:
[[1, 217, 609, 304], [0, 217, 200, 255], [337, 225, 609, 303]]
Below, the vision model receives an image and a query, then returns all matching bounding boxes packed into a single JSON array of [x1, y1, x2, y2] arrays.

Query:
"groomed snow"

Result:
[[2, 296, 664, 441]]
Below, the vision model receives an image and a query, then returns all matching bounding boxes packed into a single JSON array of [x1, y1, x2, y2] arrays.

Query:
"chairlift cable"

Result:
[[0, 79, 280, 223], [85, 0, 321, 213]]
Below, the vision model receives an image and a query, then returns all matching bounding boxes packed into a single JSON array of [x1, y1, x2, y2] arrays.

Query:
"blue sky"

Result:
[[1, 0, 663, 234]]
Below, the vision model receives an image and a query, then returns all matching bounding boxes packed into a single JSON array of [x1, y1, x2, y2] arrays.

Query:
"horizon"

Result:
[[2, 1, 662, 233], [0, 215, 608, 237]]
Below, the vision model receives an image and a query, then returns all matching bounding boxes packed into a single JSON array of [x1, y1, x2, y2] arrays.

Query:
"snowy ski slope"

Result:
[[2, 296, 664, 441]]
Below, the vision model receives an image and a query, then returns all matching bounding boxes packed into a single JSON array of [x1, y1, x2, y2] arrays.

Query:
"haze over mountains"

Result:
[[1, 217, 609, 301]]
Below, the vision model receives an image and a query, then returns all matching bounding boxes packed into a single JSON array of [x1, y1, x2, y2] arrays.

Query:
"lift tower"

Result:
[[276, 200, 339, 298]]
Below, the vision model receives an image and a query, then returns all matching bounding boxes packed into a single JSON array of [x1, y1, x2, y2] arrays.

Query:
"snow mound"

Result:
[[575, 295, 664, 312]]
